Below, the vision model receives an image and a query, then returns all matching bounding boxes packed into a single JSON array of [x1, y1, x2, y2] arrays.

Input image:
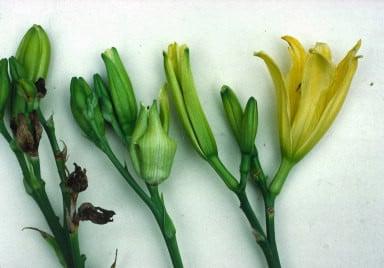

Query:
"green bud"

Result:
[[220, 85, 243, 144], [130, 102, 177, 185], [158, 84, 170, 134], [0, 59, 10, 118], [93, 74, 124, 142], [163, 43, 217, 159], [102, 47, 137, 136], [16, 24, 51, 82], [70, 77, 105, 144], [239, 97, 258, 154]]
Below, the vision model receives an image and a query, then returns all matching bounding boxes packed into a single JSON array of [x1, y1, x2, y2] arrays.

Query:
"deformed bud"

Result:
[[66, 163, 88, 193], [12, 111, 42, 156], [77, 202, 115, 225], [130, 101, 177, 185], [70, 77, 105, 144]]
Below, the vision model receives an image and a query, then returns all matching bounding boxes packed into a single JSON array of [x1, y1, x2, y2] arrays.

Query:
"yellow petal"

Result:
[[290, 49, 335, 156], [282, 35, 307, 120], [295, 40, 361, 159], [255, 51, 292, 156], [311, 42, 332, 63]]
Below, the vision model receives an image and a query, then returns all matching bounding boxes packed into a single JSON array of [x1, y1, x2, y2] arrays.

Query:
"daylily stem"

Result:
[[100, 141, 184, 268], [207, 153, 280, 267], [38, 108, 84, 268]]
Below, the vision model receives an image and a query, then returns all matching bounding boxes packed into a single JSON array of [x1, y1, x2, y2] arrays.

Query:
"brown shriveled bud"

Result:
[[66, 163, 88, 193], [34, 78, 47, 98], [12, 111, 42, 156], [77, 203, 115, 225]]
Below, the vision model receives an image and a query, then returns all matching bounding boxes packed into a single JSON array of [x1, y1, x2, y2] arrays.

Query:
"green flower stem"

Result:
[[38, 108, 84, 268], [263, 194, 280, 266], [100, 141, 184, 268], [70, 231, 85, 268], [236, 190, 279, 268], [269, 157, 295, 197], [31, 185, 73, 267], [207, 154, 280, 267], [251, 151, 281, 268], [147, 185, 184, 268]]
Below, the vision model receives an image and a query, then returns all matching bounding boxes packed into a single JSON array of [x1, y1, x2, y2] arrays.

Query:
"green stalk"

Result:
[[100, 142, 184, 268], [208, 154, 280, 267], [37, 108, 84, 268], [250, 151, 281, 268], [147, 185, 184, 268]]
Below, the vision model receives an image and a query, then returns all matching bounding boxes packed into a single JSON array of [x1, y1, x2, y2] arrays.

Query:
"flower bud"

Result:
[[0, 59, 10, 118], [16, 25, 51, 82], [70, 77, 105, 144], [9, 56, 27, 81], [163, 43, 217, 159], [220, 85, 243, 144], [102, 47, 137, 136], [130, 101, 177, 185], [93, 74, 124, 141], [239, 97, 258, 154]]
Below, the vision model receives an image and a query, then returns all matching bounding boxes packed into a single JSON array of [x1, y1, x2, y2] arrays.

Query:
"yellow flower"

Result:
[[255, 36, 361, 163]]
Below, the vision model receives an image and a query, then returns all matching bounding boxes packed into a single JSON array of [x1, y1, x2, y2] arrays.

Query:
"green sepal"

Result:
[[129, 104, 149, 175], [158, 84, 170, 134]]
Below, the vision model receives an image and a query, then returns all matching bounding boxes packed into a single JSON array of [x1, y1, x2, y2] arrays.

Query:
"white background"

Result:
[[0, 0, 383, 267]]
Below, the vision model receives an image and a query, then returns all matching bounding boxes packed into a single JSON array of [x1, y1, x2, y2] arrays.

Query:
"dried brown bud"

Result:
[[66, 163, 88, 193], [34, 78, 47, 98], [12, 111, 42, 156], [77, 202, 115, 225]]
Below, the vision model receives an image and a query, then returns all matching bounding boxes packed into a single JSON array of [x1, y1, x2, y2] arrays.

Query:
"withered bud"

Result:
[[12, 111, 42, 156], [35, 78, 47, 98], [66, 163, 88, 193], [77, 202, 115, 225]]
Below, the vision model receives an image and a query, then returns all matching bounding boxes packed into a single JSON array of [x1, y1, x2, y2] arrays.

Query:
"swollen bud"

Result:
[[102, 47, 137, 136], [70, 77, 105, 144], [16, 25, 51, 82], [220, 85, 243, 144], [239, 97, 258, 154], [0, 59, 10, 118], [130, 101, 177, 185]]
